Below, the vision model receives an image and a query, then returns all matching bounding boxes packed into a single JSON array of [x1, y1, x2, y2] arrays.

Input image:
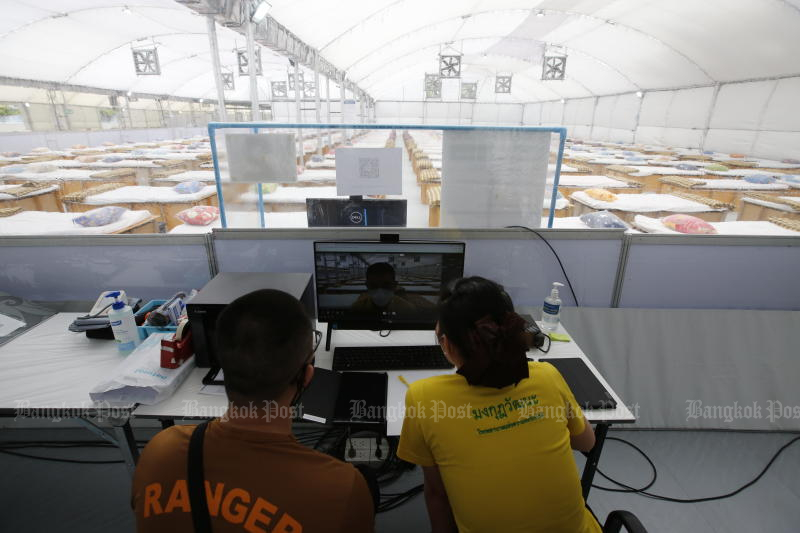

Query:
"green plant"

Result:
[[0, 104, 21, 117], [99, 108, 118, 119]]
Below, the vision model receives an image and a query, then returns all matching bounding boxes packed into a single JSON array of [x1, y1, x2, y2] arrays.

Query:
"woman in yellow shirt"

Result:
[[397, 276, 600, 533]]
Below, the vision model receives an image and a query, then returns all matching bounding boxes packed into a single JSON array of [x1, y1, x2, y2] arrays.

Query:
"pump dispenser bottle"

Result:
[[106, 291, 140, 354], [541, 282, 565, 332]]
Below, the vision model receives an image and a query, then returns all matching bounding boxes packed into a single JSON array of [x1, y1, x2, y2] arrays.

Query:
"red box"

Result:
[[160, 330, 193, 369]]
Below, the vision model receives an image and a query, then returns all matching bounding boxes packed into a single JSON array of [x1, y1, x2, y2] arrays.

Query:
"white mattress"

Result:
[[241, 186, 342, 204], [708, 168, 794, 178], [543, 196, 570, 210], [151, 170, 216, 183], [671, 178, 789, 191], [0, 210, 152, 235], [548, 175, 636, 188], [627, 166, 705, 177], [741, 196, 799, 212], [0, 184, 59, 200], [298, 169, 336, 181], [1, 169, 96, 181], [633, 215, 800, 235], [571, 192, 724, 213], [132, 152, 203, 161], [82, 185, 217, 204], [86, 160, 160, 168], [551, 164, 581, 173], [169, 211, 309, 233]]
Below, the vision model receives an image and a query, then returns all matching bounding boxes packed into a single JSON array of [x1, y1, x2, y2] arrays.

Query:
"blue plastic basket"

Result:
[[136, 300, 178, 340]]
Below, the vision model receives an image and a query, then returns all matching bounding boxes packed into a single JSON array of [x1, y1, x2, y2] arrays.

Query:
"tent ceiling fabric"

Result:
[[1, 0, 799, 103], [0, 0, 293, 101], [267, 0, 800, 102]]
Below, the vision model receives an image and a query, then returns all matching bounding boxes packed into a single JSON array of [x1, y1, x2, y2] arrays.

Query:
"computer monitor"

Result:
[[313, 241, 465, 330], [306, 198, 407, 227]]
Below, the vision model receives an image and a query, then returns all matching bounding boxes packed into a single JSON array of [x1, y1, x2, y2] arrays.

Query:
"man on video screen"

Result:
[[351, 262, 432, 314]]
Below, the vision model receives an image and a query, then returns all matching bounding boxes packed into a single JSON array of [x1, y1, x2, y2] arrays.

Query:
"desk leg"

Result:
[[110, 417, 140, 477], [581, 423, 609, 500]]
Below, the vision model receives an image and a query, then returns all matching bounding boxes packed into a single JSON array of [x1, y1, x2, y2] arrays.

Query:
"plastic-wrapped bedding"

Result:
[[169, 211, 309, 233], [0, 210, 152, 235], [570, 192, 724, 213], [633, 215, 800, 235], [298, 169, 337, 182], [741, 195, 800, 212], [81, 185, 217, 204]]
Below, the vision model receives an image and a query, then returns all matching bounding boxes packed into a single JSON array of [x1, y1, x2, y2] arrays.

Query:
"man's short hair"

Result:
[[215, 289, 312, 404], [366, 262, 395, 281]]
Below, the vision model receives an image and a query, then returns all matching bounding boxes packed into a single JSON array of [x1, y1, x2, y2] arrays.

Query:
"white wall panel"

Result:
[[666, 87, 715, 129], [710, 80, 775, 130], [703, 129, 757, 155], [660, 127, 705, 149], [522, 103, 541, 125], [751, 131, 800, 161], [541, 101, 563, 125], [638, 91, 672, 127], [610, 94, 640, 131], [760, 77, 800, 132]]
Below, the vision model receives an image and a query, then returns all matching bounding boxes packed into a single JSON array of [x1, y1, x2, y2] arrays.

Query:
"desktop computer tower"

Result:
[[187, 272, 314, 367]]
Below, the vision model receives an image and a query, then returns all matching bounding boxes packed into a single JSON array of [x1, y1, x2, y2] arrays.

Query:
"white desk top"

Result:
[[0, 313, 135, 414], [134, 320, 636, 435]]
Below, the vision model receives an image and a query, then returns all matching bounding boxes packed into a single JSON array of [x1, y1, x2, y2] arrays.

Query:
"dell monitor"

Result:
[[306, 198, 407, 227], [313, 241, 465, 331]]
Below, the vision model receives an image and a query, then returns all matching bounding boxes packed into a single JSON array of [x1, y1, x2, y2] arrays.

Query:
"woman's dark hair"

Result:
[[438, 277, 529, 388]]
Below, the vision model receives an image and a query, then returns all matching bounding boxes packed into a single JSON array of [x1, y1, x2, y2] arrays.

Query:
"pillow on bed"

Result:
[[30, 147, 50, 153], [310, 154, 324, 163], [579, 210, 629, 229], [175, 206, 219, 226], [625, 156, 646, 162], [743, 175, 777, 184], [76, 155, 100, 163], [706, 164, 729, 172], [71, 144, 88, 149], [782, 158, 800, 165], [729, 153, 746, 159], [676, 163, 699, 171], [2, 165, 26, 174], [661, 214, 716, 234], [173, 181, 204, 194], [2, 152, 21, 157], [585, 188, 618, 202], [73, 206, 128, 227], [102, 155, 124, 163]]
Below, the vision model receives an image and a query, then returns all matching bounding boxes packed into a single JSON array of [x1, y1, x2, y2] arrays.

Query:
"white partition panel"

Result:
[[0, 235, 213, 302], [213, 229, 623, 309], [619, 236, 800, 310]]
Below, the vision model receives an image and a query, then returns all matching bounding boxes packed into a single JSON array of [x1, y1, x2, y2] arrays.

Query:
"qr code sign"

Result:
[[359, 157, 380, 179]]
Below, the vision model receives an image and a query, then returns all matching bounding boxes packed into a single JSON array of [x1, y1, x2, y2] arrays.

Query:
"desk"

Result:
[[0, 313, 140, 474], [134, 320, 635, 498]]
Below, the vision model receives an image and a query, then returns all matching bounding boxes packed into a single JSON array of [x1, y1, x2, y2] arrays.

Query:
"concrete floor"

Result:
[[1, 428, 798, 533]]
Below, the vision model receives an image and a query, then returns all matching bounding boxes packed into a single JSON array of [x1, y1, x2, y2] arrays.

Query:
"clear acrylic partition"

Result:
[[208, 123, 567, 230]]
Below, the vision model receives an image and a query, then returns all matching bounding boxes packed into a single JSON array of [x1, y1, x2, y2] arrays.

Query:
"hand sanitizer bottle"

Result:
[[107, 291, 141, 354], [541, 282, 565, 332]]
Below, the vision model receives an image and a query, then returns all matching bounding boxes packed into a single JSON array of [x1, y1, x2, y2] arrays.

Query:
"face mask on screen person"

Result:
[[369, 288, 394, 307]]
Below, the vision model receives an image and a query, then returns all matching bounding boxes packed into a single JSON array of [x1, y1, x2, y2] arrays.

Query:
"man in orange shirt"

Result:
[[132, 289, 375, 532]]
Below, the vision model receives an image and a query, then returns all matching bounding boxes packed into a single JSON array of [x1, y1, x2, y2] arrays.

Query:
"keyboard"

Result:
[[332, 345, 454, 371]]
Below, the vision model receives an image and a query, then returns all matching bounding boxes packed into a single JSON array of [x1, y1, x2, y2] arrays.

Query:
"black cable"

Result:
[[592, 435, 800, 503], [379, 330, 391, 338], [590, 437, 657, 493], [377, 484, 424, 513], [505, 225, 579, 307]]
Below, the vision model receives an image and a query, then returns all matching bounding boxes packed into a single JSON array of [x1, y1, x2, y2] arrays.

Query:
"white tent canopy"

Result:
[[268, 0, 800, 102], [0, 0, 296, 102]]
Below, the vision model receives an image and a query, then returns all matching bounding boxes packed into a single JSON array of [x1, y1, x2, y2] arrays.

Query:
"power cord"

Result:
[[592, 434, 800, 503], [505, 225, 579, 307]]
